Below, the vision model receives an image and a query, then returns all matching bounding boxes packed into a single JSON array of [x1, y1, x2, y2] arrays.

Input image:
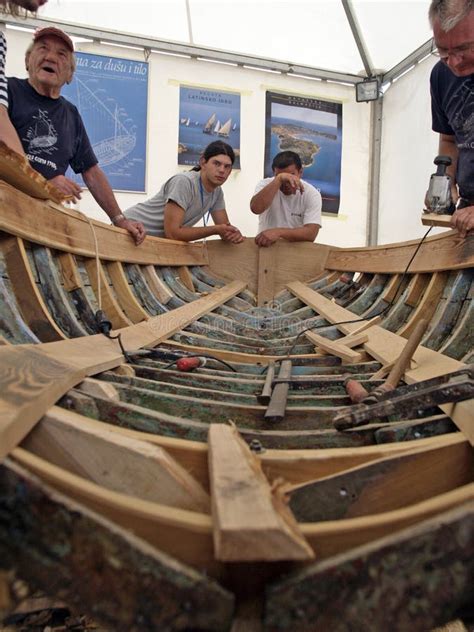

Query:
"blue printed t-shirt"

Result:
[[7, 77, 97, 180], [430, 61, 474, 200]]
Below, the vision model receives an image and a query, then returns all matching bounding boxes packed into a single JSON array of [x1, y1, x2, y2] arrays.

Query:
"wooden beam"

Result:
[[142, 265, 174, 304], [83, 258, 133, 329], [397, 272, 448, 339], [0, 180, 207, 265], [177, 266, 195, 292], [1, 236, 66, 342], [208, 424, 314, 562], [266, 500, 474, 632], [0, 142, 65, 203], [324, 231, 474, 273], [287, 281, 474, 444], [304, 331, 364, 364], [0, 458, 233, 631], [22, 405, 210, 512], [421, 212, 454, 227], [0, 280, 246, 460], [106, 261, 150, 323]]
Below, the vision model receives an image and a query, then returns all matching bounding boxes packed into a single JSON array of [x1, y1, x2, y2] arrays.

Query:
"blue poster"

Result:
[[264, 92, 342, 214], [178, 86, 241, 169], [62, 52, 148, 192]]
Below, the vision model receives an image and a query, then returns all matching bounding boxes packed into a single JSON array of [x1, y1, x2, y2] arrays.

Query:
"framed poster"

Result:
[[178, 86, 241, 169], [264, 91, 342, 214], [62, 52, 148, 192]]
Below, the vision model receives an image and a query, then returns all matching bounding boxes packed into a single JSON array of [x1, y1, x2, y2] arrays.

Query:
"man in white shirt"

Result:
[[250, 150, 322, 247]]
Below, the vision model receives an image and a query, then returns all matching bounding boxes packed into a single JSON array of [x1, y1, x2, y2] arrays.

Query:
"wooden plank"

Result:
[[397, 272, 448, 339], [164, 340, 322, 365], [106, 260, 150, 323], [266, 500, 474, 632], [0, 280, 246, 461], [206, 238, 260, 294], [287, 281, 474, 444], [265, 360, 292, 421], [405, 273, 430, 308], [177, 266, 195, 292], [143, 265, 173, 304], [77, 376, 120, 401], [288, 434, 472, 521], [380, 273, 403, 303], [0, 142, 65, 203], [21, 405, 210, 512], [304, 331, 364, 364], [83, 257, 133, 329], [325, 230, 474, 273], [257, 246, 276, 307], [208, 424, 313, 562], [56, 252, 82, 291], [1, 235, 66, 342], [0, 180, 207, 265], [421, 212, 454, 227], [0, 458, 233, 631]]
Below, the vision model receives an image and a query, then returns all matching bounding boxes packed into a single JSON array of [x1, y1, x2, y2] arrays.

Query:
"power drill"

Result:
[[425, 155, 456, 215]]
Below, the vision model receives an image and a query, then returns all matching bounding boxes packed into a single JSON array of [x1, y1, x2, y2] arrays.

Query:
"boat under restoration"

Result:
[[0, 146, 473, 631]]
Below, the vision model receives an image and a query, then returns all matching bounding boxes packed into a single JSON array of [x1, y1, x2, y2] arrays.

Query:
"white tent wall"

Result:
[[378, 55, 447, 244], [3, 25, 371, 247]]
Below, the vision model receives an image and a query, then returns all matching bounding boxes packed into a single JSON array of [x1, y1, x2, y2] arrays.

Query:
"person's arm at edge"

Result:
[[164, 201, 238, 242], [250, 176, 282, 214], [437, 133, 474, 237], [0, 105, 25, 155], [210, 208, 244, 243], [255, 224, 319, 247], [82, 164, 146, 245]]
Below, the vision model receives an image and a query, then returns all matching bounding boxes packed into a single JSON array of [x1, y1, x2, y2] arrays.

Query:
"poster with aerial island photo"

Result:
[[178, 86, 241, 169], [264, 91, 342, 214]]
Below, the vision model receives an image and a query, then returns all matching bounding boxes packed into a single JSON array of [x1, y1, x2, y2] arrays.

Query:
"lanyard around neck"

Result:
[[199, 175, 212, 226]]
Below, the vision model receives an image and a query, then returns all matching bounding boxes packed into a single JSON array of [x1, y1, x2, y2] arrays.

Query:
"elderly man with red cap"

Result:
[[7, 26, 145, 244]]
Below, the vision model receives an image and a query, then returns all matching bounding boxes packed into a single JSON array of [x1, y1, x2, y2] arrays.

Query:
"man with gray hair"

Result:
[[7, 26, 145, 244], [429, 0, 474, 237]]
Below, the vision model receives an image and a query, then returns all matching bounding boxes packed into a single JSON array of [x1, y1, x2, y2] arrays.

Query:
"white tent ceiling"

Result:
[[30, 0, 433, 79]]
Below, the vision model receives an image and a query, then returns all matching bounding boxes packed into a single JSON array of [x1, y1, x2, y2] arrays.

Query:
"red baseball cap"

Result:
[[33, 26, 74, 52]]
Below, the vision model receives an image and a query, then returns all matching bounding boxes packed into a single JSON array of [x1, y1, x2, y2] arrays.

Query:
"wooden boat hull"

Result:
[[0, 153, 473, 630]]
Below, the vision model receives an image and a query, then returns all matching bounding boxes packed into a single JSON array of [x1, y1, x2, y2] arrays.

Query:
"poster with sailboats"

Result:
[[178, 85, 241, 168], [62, 52, 148, 192]]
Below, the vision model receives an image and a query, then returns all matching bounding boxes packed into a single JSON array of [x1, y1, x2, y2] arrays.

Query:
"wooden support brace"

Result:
[[305, 330, 364, 364], [208, 424, 314, 562], [77, 377, 120, 401], [22, 405, 210, 512], [257, 362, 275, 405], [177, 266, 195, 292], [265, 360, 292, 421]]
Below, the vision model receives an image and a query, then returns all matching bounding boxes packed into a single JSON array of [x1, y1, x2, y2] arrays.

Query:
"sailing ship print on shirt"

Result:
[[24, 109, 58, 155]]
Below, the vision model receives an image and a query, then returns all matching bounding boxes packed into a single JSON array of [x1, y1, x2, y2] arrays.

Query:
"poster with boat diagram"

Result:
[[178, 86, 241, 169], [62, 52, 148, 192], [264, 91, 342, 214]]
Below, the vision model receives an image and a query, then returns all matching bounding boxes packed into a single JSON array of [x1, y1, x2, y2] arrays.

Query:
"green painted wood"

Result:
[[0, 459, 234, 631], [265, 501, 474, 632]]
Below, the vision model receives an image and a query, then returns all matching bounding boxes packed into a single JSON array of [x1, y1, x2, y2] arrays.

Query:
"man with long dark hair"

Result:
[[125, 140, 244, 243]]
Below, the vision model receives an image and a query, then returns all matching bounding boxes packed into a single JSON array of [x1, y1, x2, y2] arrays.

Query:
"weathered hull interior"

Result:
[[0, 159, 473, 631]]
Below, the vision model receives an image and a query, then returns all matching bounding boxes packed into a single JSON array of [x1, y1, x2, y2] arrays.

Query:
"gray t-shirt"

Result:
[[124, 170, 225, 237]]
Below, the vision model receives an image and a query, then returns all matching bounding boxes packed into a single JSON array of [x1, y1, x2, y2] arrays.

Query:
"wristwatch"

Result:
[[111, 213, 126, 226]]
